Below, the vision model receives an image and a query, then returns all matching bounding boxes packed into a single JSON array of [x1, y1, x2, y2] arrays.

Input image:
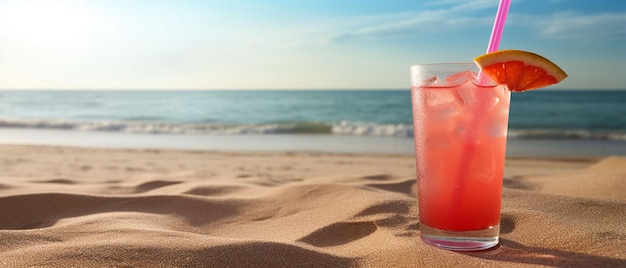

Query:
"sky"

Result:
[[0, 0, 625, 90]]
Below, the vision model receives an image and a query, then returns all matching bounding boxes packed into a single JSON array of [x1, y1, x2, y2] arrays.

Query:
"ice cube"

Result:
[[488, 121, 508, 137], [448, 124, 472, 143], [485, 96, 501, 110], [454, 86, 502, 111], [423, 88, 456, 107], [423, 76, 444, 86], [434, 106, 460, 121], [421, 89, 461, 121], [453, 86, 477, 106], [445, 71, 476, 86], [450, 123, 482, 143], [468, 150, 495, 182], [487, 106, 510, 138], [482, 85, 512, 111]]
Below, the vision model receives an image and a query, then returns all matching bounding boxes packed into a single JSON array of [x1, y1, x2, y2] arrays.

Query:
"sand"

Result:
[[0, 144, 624, 267]]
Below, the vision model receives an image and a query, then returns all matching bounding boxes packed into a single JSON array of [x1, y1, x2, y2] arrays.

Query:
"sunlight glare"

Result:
[[0, 1, 99, 47]]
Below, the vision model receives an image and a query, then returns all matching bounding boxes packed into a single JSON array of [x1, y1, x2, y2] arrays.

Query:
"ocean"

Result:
[[1, 90, 625, 156]]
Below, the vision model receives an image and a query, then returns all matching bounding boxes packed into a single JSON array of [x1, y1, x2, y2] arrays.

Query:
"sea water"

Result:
[[0, 89, 625, 155]]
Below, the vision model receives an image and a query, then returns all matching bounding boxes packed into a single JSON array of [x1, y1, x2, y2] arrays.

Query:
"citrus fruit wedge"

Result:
[[474, 50, 567, 92]]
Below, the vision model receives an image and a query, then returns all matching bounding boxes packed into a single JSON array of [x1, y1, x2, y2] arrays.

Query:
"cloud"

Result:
[[540, 12, 626, 40], [330, 2, 626, 44], [511, 12, 626, 41], [330, 0, 498, 42], [422, 0, 496, 10], [332, 15, 491, 42]]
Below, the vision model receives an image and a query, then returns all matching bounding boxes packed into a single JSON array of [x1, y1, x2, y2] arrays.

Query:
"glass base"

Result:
[[419, 223, 499, 251]]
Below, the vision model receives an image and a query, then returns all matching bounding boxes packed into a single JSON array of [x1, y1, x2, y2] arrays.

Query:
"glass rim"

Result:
[[410, 62, 496, 87]]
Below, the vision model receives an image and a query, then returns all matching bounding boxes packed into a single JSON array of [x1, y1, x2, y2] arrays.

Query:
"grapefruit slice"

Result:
[[474, 50, 567, 92]]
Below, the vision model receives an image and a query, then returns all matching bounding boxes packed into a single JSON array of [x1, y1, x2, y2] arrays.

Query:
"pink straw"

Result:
[[452, 0, 513, 215], [486, 0, 511, 53]]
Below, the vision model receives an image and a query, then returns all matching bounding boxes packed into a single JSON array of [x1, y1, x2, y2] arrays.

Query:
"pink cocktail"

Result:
[[410, 63, 510, 251]]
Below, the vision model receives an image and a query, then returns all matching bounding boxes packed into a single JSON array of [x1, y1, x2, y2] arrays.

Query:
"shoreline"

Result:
[[0, 142, 604, 194], [1, 127, 626, 157]]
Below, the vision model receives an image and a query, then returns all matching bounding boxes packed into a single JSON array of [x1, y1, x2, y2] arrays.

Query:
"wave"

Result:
[[0, 118, 411, 137], [507, 129, 626, 141], [1, 118, 625, 141]]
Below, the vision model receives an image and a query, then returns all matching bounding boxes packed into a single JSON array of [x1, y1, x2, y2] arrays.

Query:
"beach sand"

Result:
[[0, 144, 624, 267]]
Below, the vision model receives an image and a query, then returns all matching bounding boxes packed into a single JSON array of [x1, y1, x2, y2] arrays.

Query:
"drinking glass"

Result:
[[410, 63, 510, 251]]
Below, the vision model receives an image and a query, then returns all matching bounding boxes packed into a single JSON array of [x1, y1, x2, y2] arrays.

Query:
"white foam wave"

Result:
[[0, 118, 416, 137], [507, 129, 626, 141], [2, 118, 626, 141], [0, 118, 302, 135], [331, 121, 413, 137]]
